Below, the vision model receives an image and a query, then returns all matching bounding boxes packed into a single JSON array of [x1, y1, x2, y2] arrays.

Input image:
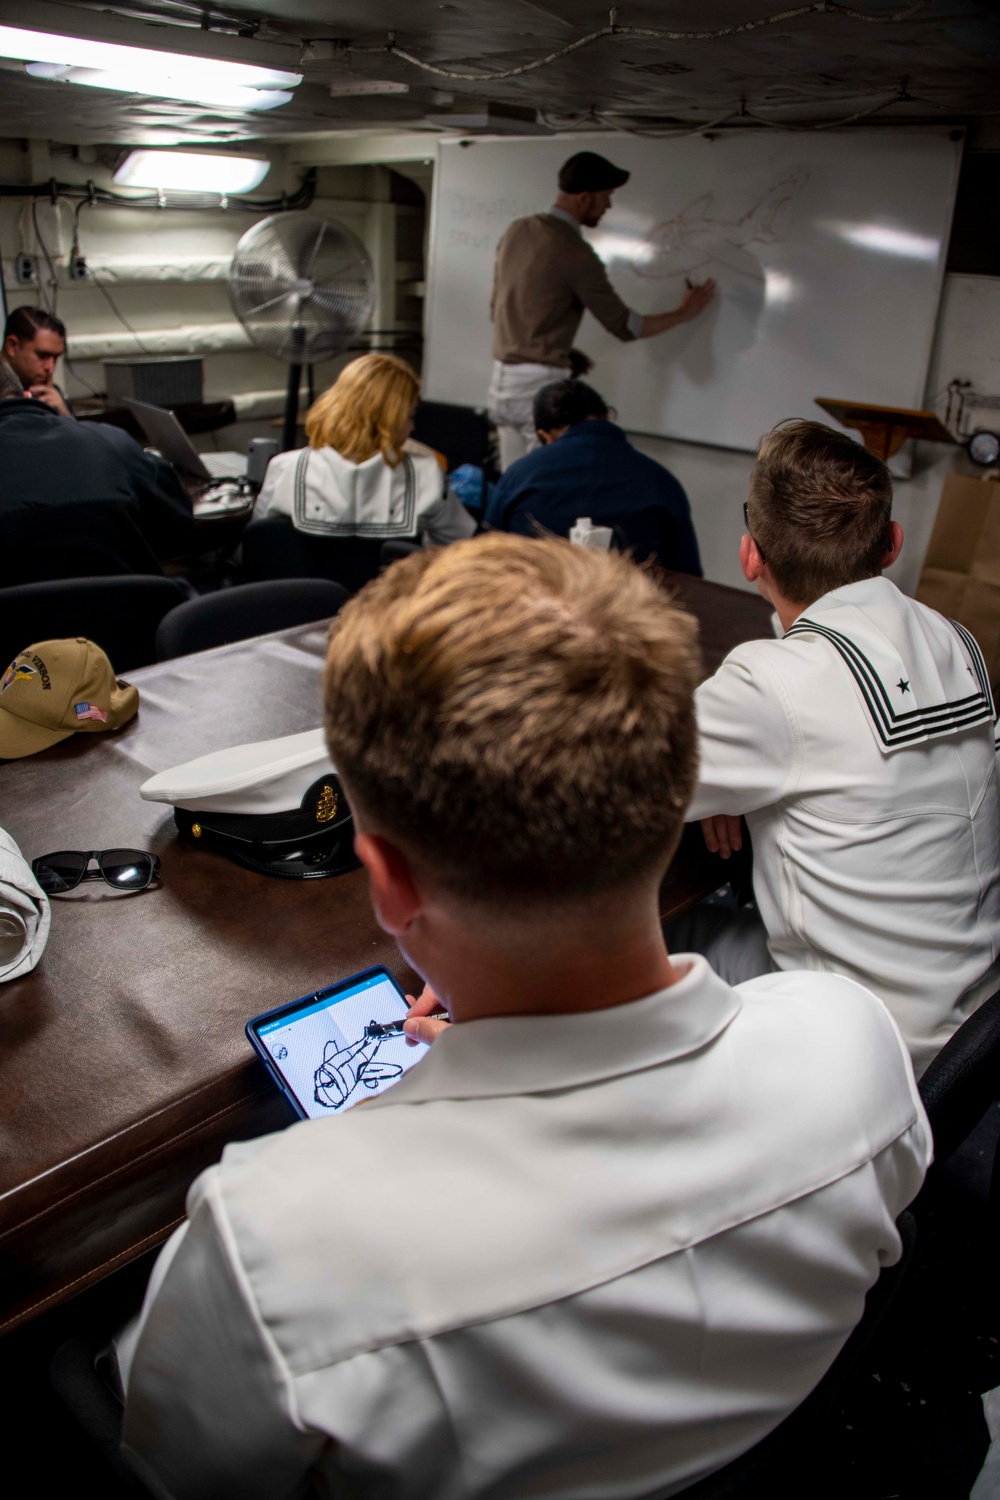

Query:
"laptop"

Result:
[[124, 398, 247, 484]]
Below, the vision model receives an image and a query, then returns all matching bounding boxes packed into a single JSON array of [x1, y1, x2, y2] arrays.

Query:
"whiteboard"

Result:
[[423, 130, 962, 453]]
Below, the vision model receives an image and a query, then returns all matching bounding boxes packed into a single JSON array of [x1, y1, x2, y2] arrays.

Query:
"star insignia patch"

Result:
[[896, 678, 910, 694]]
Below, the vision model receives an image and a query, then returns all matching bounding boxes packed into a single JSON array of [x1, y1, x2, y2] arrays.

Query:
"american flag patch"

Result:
[[74, 701, 107, 723]]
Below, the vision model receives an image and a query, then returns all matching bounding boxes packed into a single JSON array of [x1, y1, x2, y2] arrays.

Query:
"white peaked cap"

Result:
[[140, 727, 335, 815]]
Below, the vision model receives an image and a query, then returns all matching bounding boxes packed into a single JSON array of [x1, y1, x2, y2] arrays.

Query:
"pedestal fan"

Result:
[[229, 212, 376, 450]]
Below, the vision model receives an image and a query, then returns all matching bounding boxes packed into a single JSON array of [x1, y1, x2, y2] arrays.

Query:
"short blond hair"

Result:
[[305, 353, 419, 467], [323, 534, 701, 903], [748, 419, 893, 605]]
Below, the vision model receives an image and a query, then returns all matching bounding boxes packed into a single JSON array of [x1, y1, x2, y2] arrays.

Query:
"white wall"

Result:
[[0, 143, 424, 450]]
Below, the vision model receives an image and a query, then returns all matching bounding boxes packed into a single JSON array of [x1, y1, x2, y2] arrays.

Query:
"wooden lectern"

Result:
[[815, 399, 957, 461]]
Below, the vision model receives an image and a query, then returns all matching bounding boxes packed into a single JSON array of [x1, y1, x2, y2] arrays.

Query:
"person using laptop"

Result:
[[0, 361, 194, 586], [121, 534, 928, 1499]]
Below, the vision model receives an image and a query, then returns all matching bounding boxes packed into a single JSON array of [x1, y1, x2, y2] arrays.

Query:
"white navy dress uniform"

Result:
[[689, 575, 1000, 1076], [120, 955, 930, 1500], [255, 441, 475, 546]]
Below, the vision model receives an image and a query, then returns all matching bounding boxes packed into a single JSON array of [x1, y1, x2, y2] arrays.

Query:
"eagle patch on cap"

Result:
[[315, 784, 338, 822]]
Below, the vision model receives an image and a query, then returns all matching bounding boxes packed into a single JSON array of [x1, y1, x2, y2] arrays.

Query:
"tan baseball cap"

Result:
[[0, 639, 139, 759]]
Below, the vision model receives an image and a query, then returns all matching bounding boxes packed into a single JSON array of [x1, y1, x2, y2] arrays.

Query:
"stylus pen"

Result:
[[366, 1016, 448, 1036]]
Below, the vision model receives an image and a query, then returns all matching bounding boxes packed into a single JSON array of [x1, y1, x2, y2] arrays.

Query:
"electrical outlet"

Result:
[[69, 255, 87, 281], [15, 254, 35, 285]]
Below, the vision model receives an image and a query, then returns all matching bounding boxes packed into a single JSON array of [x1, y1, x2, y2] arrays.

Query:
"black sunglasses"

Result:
[[743, 501, 765, 562], [32, 849, 161, 895]]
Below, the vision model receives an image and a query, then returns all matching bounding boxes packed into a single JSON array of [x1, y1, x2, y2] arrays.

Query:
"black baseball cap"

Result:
[[558, 152, 630, 195]]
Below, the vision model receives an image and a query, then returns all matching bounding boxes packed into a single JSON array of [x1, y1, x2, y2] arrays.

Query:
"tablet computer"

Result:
[[246, 965, 429, 1120]]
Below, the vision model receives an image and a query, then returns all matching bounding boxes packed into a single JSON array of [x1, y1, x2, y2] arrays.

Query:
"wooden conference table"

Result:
[[0, 573, 773, 1335]]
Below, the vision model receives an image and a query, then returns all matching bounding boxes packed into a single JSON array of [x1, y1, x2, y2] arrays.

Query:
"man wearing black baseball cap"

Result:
[[489, 151, 715, 469]]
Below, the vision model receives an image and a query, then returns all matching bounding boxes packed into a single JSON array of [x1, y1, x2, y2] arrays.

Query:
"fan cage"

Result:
[[229, 212, 376, 365]]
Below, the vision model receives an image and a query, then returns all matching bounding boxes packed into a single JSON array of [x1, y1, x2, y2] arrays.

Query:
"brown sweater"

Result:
[[490, 213, 638, 366]]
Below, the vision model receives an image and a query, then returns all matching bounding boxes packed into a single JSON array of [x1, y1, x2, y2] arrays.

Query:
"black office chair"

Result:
[[913, 983, 1000, 1246], [918, 985, 1000, 1166], [412, 400, 496, 511], [0, 575, 189, 675], [380, 539, 422, 568], [411, 400, 493, 475], [50, 1337, 150, 1497], [240, 516, 386, 595], [154, 579, 349, 661]]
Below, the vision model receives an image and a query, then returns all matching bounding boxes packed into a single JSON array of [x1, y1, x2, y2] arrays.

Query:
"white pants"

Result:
[[487, 360, 566, 471], [663, 903, 773, 988]]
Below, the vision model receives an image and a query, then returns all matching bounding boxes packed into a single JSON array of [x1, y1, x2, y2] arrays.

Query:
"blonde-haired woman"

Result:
[[255, 354, 475, 547]]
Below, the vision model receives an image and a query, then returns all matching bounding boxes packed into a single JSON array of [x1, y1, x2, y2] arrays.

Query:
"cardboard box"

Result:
[[916, 474, 1000, 685]]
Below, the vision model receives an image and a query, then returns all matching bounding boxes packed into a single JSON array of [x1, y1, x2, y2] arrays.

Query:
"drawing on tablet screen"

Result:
[[313, 1019, 405, 1110]]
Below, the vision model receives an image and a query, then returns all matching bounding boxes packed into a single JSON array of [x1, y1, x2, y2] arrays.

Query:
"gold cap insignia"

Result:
[[316, 784, 338, 823], [191, 823, 202, 837]]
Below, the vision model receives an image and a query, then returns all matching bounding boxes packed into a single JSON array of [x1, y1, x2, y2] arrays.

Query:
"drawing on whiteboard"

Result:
[[634, 172, 806, 282], [313, 1020, 404, 1110]]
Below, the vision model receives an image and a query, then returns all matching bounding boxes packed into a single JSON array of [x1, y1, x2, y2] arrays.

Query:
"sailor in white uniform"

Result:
[[119, 535, 930, 1500], [256, 437, 475, 548], [679, 420, 1000, 1076]]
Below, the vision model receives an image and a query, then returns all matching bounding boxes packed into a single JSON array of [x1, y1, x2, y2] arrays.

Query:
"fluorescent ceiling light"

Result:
[[26, 62, 292, 110], [114, 150, 271, 194], [0, 25, 300, 110]]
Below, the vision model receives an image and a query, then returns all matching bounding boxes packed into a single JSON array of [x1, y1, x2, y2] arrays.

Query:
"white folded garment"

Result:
[[0, 827, 50, 983]]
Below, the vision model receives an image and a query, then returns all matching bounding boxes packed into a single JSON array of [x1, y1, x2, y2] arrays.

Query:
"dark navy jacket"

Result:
[[484, 418, 702, 576], [0, 398, 194, 586]]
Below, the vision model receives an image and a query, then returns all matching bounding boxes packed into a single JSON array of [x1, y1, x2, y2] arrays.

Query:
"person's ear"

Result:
[[740, 531, 766, 584], [3, 335, 17, 360], [881, 521, 904, 569], [354, 833, 422, 937]]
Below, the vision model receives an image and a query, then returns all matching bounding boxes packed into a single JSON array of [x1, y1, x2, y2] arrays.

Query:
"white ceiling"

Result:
[[0, 0, 997, 147]]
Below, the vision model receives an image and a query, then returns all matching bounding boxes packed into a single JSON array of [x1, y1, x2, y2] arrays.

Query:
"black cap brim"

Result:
[[175, 809, 360, 878], [173, 772, 360, 879]]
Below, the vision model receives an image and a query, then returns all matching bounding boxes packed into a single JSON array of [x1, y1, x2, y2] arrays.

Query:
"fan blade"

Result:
[[242, 287, 303, 320], [303, 219, 328, 280]]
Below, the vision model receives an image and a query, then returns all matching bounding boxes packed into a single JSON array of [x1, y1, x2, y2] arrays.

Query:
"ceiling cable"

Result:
[[538, 77, 939, 136], [746, 80, 914, 128], [365, 2, 932, 84]]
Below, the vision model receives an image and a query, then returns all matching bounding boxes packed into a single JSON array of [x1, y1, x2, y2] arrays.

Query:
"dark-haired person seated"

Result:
[[484, 379, 702, 574], [0, 361, 194, 586], [3, 305, 73, 417], [120, 535, 928, 1500], [676, 419, 1000, 1077]]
